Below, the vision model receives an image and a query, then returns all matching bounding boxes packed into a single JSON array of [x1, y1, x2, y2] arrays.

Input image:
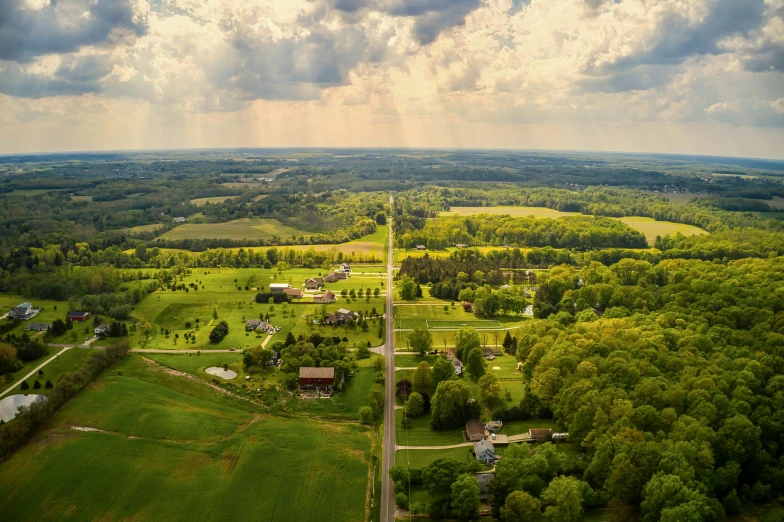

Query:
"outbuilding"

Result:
[[299, 367, 335, 389]]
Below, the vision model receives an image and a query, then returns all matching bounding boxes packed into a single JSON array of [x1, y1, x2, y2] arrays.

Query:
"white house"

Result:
[[269, 283, 291, 293], [339, 263, 351, 274], [474, 439, 495, 464], [9, 302, 36, 320]]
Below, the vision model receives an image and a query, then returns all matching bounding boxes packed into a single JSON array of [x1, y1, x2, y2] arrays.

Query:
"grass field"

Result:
[[438, 206, 707, 245], [426, 319, 502, 329], [190, 195, 239, 206], [0, 346, 56, 395], [158, 218, 309, 241], [70, 195, 93, 202], [3, 348, 96, 397], [121, 223, 164, 234], [0, 356, 372, 522]]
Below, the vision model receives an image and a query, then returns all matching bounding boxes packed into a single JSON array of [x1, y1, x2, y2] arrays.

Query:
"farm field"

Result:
[[0, 356, 373, 522], [438, 206, 707, 245], [121, 223, 164, 234], [190, 195, 239, 206], [158, 217, 309, 241]]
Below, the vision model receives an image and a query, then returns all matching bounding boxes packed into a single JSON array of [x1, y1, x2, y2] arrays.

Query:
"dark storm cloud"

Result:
[[0, 55, 113, 97], [328, 0, 481, 45], [743, 45, 784, 73], [0, 0, 147, 63]]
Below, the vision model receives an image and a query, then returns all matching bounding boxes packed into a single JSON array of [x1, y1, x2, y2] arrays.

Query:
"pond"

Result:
[[205, 367, 237, 379], [0, 394, 45, 423]]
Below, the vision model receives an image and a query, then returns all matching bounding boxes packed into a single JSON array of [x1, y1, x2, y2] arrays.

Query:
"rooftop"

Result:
[[299, 367, 335, 379]]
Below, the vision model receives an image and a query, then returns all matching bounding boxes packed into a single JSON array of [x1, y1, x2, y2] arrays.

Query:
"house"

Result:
[[299, 367, 335, 389], [265, 350, 279, 367], [314, 290, 337, 304], [269, 283, 291, 293], [335, 272, 348, 280], [284, 288, 303, 299], [485, 421, 503, 432], [9, 302, 36, 320], [445, 348, 456, 360], [339, 263, 351, 274], [326, 308, 357, 325], [305, 277, 324, 290], [68, 311, 90, 322], [455, 243, 467, 248], [466, 419, 485, 442], [324, 272, 340, 283], [476, 473, 494, 500], [256, 321, 270, 332], [173, 216, 186, 223], [246, 319, 262, 331], [415, 245, 427, 250], [24, 323, 50, 332], [452, 359, 463, 376], [474, 439, 496, 464], [528, 428, 554, 441], [94, 324, 110, 336]]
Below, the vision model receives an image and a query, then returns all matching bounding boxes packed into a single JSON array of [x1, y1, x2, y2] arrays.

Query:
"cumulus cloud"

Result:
[[0, 0, 148, 62], [0, 55, 114, 97]]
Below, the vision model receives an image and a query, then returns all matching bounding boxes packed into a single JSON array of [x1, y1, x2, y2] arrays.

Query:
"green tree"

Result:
[[722, 490, 741, 515], [432, 357, 454, 387], [500, 491, 541, 521], [369, 384, 385, 420], [466, 348, 485, 378], [422, 458, 471, 501], [430, 380, 471, 429], [542, 476, 584, 522], [413, 361, 432, 388], [479, 373, 502, 405], [406, 392, 425, 417], [400, 276, 417, 300], [0, 343, 21, 375], [451, 473, 480, 521], [358, 406, 374, 424], [455, 326, 481, 361], [409, 328, 433, 355]]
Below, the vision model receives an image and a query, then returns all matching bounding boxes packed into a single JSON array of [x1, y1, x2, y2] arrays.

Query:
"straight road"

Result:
[[381, 194, 396, 522]]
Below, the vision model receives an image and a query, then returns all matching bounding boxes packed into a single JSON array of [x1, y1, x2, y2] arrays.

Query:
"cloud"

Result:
[[0, 55, 114, 97], [0, 0, 148, 63]]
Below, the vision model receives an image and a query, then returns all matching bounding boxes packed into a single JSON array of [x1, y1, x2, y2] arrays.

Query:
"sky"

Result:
[[0, 0, 783, 158]]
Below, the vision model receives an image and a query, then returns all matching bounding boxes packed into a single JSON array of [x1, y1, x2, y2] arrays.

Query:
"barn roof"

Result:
[[299, 367, 335, 379]]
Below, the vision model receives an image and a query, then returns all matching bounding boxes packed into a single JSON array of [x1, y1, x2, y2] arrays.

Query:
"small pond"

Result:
[[205, 367, 237, 379], [0, 394, 45, 422]]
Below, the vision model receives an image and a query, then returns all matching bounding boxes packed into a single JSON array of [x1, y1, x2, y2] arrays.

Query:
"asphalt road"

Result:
[[381, 194, 396, 522]]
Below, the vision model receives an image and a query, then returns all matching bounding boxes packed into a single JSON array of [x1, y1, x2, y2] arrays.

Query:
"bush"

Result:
[[208, 320, 230, 343], [394, 492, 409, 510], [45, 380, 53, 389], [33, 380, 41, 389], [20, 380, 29, 390]]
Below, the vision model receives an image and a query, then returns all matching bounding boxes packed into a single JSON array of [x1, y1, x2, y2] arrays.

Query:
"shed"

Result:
[[528, 428, 554, 441], [299, 367, 335, 388], [269, 283, 291, 293], [466, 419, 484, 442]]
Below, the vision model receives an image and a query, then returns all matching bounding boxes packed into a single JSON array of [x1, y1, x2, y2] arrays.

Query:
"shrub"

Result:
[[33, 380, 41, 389], [20, 381, 29, 390]]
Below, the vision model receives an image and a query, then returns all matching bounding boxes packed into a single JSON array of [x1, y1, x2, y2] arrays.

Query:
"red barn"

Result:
[[299, 367, 335, 389], [68, 311, 90, 322]]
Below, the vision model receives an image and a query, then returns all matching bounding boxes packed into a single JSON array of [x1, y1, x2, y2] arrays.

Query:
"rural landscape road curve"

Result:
[[381, 194, 396, 522]]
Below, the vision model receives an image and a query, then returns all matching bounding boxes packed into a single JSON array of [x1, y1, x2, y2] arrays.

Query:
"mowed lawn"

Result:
[[2, 347, 96, 397], [158, 218, 309, 241], [0, 357, 372, 522], [190, 195, 239, 206], [618, 216, 706, 244]]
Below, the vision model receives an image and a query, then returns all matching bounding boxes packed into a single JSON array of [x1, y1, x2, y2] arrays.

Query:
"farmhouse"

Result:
[[269, 283, 291, 293], [474, 439, 495, 464], [94, 324, 110, 336], [305, 277, 324, 290], [173, 216, 186, 223], [9, 302, 36, 320], [324, 272, 340, 283], [466, 419, 484, 442], [339, 263, 351, 274], [528, 428, 554, 441], [284, 288, 303, 299], [299, 367, 335, 389], [24, 323, 50, 332], [482, 346, 502, 357], [314, 291, 337, 304], [68, 311, 89, 322], [326, 308, 357, 325], [246, 319, 262, 331]]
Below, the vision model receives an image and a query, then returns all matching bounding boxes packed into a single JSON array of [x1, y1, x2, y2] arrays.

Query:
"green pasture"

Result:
[[395, 409, 466, 447], [190, 195, 239, 206], [395, 354, 438, 368], [0, 357, 372, 522], [396, 447, 477, 469], [618, 216, 706, 244], [158, 217, 309, 241], [121, 223, 164, 234], [0, 345, 56, 395]]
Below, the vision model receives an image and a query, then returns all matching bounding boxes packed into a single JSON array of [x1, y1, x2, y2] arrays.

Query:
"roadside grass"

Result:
[[0, 355, 372, 522], [395, 409, 465, 447], [395, 354, 438, 368], [158, 217, 309, 241], [395, 447, 476, 468], [4, 348, 95, 397]]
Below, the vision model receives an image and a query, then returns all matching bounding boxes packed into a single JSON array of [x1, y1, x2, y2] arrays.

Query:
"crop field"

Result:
[[438, 206, 707, 245], [121, 223, 164, 234], [0, 356, 372, 522], [618, 216, 706, 244], [190, 195, 239, 206], [158, 218, 309, 241]]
